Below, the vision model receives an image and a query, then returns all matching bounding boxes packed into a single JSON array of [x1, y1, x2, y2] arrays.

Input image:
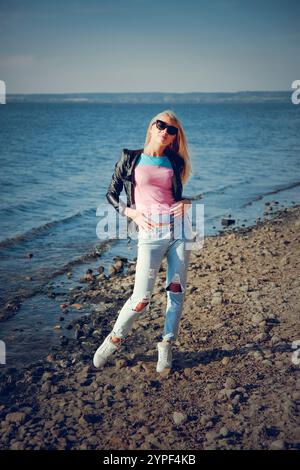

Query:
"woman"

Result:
[[93, 109, 193, 373]]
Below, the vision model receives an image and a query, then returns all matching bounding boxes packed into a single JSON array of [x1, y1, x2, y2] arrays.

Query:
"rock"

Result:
[[269, 440, 286, 450], [113, 260, 124, 272], [252, 313, 264, 324], [221, 218, 235, 226], [225, 389, 237, 400], [173, 412, 187, 426], [253, 333, 268, 343], [115, 359, 127, 369], [70, 303, 82, 310], [5, 412, 27, 424], [240, 285, 249, 292], [205, 431, 219, 441], [270, 335, 281, 346], [221, 357, 230, 366], [108, 265, 117, 276], [219, 426, 229, 437], [211, 294, 223, 305], [41, 382, 51, 393], [224, 377, 237, 389], [84, 273, 94, 282]]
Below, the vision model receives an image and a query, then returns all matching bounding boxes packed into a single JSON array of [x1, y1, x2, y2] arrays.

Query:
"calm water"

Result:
[[0, 101, 299, 369]]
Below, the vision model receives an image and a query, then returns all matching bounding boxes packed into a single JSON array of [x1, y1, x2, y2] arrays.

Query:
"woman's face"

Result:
[[149, 114, 178, 148]]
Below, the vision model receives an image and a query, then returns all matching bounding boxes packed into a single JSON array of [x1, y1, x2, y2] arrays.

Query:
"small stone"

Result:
[[211, 294, 223, 305], [253, 333, 268, 343], [219, 426, 229, 437], [269, 440, 286, 450], [70, 303, 82, 310], [5, 412, 27, 424], [252, 313, 264, 324], [173, 412, 187, 426], [221, 357, 230, 366], [225, 389, 236, 400], [225, 377, 237, 389], [205, 431, 219, 441], [200, 415, 211, 426], [270, 335, 281, 346], [221, 218, 235, 227], [108, 265, 117, 276], [115, 359, 127, 369], [240, 285, 249, 292]]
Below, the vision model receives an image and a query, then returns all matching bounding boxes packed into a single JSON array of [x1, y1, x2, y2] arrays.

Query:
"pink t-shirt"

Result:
[[133, 153, 176, 216]]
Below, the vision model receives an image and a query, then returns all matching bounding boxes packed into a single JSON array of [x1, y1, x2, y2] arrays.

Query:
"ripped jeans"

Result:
[[111, 212, 192, 342]]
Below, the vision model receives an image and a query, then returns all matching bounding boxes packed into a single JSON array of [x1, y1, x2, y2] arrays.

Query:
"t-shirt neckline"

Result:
[[142, 152, 166, 158]]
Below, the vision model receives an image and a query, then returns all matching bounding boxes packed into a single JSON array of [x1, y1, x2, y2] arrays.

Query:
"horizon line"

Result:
[[6, 89, 290, 95]]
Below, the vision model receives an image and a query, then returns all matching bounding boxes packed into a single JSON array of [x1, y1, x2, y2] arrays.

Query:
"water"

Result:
[[0, 100, 299, 370]]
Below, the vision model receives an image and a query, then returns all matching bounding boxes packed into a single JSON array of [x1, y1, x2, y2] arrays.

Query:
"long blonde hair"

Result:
[[143, 109, 192, 185]]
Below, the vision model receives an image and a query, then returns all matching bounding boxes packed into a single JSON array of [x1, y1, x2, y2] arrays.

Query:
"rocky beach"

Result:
[[0, 204, 299, 450]]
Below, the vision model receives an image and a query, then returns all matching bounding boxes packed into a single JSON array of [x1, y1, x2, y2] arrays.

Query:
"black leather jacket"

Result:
[[106, 148, 189, 237]]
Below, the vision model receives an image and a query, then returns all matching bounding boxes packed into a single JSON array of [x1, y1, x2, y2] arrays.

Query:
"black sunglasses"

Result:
[[154, 119, 178, 136]]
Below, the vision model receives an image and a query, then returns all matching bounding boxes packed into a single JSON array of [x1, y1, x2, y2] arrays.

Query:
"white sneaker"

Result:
[[93, 333, 121, 368], [156, 341, 172, 372]]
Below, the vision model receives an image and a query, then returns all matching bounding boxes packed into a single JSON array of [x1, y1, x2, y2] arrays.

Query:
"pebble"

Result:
[[252, 313, 264, 324], [205, 431, 219, 442], [173, 412, 187, 426], [5, 412, 27, 424], [269, 440, 286, 450], [224, 377, 237, 389], [219, 426, 229, 437], [221, 357, 230, 366], [211, 294, 223, 305]]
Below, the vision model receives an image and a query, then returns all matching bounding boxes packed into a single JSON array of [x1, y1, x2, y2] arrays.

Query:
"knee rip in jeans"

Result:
[[166, 273, 184, 293], [133, 292, 151, 313]]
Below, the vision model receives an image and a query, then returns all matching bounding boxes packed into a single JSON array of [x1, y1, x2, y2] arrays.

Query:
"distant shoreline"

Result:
[[5, 91, 292, 104]]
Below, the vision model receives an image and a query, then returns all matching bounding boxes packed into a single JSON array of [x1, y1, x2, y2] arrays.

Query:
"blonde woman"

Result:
[[93, 110, 193, 373]]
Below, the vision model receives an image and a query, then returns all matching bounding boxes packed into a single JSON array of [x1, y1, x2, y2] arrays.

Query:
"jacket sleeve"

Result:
[[106, 149, 128, 216]]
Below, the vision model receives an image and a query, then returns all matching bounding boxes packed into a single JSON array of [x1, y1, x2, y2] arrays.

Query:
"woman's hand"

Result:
[[170, 199, 192, 218], [124, 207, 155, 231]]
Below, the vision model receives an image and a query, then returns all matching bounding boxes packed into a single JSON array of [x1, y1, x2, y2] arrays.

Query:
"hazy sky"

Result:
[[0, 0, 299, 93]]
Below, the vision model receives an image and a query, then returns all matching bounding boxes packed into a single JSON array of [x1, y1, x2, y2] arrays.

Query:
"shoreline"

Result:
[[0, 203, 299, 450]]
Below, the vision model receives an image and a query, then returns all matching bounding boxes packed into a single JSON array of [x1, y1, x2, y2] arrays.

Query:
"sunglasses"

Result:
[[154, 119, 178, 136]]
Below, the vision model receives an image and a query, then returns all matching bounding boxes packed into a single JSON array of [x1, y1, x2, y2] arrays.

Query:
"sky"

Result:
[[0, 0, 299, 93]]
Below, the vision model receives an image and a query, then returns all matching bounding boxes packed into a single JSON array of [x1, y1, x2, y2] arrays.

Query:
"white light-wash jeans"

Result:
[[111, 212, 193, 342]]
